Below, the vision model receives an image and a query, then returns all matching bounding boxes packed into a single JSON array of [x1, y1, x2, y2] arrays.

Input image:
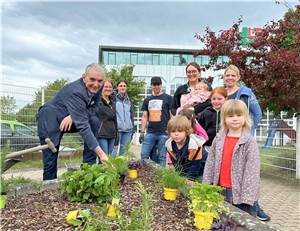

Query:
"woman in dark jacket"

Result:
[[171, 62, 211, 115], [97, 79, 118, 155]]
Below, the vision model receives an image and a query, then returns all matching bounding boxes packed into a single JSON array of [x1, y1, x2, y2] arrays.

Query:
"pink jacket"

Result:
[[177, 91, 211, 114]]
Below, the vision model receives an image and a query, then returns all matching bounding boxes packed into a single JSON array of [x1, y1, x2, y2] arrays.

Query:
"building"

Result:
[[99, 44, 226, 95]]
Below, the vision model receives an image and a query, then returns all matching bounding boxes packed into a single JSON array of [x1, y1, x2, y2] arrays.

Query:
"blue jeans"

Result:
[[140, 132, 168, 166], [113, 131, 132, 156], [98, 138, 115, 156]]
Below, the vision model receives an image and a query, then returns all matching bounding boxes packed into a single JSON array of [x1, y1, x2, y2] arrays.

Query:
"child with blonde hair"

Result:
[[176, 82, 211, 114], [203, 99, 260, 216], [165, 115, 206, 179]]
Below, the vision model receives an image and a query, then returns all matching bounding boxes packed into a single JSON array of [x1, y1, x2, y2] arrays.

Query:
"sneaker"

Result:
[[256, 208, 271, 221]]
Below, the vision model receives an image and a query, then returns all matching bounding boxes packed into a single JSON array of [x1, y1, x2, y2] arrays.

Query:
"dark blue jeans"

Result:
[[41, 136, 61, 181]]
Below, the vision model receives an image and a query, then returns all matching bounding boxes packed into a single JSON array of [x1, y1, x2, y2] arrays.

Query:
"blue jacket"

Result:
[[234, 86, 262, 135], [115, 93, 134, 132], [37, 78, 100, 151]]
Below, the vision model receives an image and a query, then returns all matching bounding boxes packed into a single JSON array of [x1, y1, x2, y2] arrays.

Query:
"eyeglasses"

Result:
[[187, 70, 198, 75]]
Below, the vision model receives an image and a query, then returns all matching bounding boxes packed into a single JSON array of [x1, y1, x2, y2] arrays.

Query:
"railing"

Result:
[[0, 83, 298, 180]]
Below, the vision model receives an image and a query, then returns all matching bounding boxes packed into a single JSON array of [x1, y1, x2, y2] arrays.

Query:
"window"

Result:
[[173, 55, 180, 66], [130, 53, 138, 64], [138, 53, 145, 64], [202, 55, 210, 65], [145, 53, 152, 65], [1, 123, 12, 137], [166, 54, 173, 65], [108, 52, 116, 65], [195, 56, 202, 64], [15, 125, 35, 136], [152, 54, 159, 65], [102, 51, 109, 65], [160, 54, 166, 65]]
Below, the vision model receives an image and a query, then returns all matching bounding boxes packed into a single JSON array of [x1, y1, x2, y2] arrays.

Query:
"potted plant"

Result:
[[0, 176, 7, 209], [127, 161, 140, 180], [188, 182, 226, 230], [159, 168, 186, 201]]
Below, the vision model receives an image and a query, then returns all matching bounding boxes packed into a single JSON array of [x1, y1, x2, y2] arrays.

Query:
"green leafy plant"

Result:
[[188, 182, 227, 218], [159, 168, 187, 190], [103, 156, 128, 177], [72, 181, 153, 231], [60, 163, 119, 203]]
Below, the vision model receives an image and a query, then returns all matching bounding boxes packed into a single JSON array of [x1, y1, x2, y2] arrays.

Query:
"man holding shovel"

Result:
[[37, 63, 108, 180]]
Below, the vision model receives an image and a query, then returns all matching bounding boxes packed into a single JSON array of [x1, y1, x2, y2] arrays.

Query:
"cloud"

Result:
[[1, 1, 297, 89]]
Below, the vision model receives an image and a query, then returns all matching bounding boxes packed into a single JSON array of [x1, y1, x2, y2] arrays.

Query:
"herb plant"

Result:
[[188, 182, 227, 218], [159, 168, 187, 190], [60, 163, 119, 203]]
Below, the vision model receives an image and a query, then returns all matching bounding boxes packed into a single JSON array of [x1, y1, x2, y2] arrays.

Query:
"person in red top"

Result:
[[203, 99, 260, 217]]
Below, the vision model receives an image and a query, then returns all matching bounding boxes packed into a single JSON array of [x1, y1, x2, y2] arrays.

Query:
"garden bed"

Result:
[[0, 161, 277, 231]]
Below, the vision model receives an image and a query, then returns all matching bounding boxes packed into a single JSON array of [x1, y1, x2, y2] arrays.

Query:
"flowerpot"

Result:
[[0, 195, 7, 209], [66, 210, 79, 224], [128, 169, 138, 179], [163, 187, 178, 201], [66, 209, 91, 225], [193, 210, 214, 230], [107, 204, 119, 218]]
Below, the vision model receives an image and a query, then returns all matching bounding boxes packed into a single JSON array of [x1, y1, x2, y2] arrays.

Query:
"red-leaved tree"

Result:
[[194, 5, 300, 116]]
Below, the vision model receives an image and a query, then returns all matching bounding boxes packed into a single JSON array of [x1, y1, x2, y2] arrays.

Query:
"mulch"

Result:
[[0, 163, 197, 230]]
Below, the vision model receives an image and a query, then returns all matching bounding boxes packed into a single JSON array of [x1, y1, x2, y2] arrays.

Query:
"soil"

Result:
[[0, 163, 197, 230]]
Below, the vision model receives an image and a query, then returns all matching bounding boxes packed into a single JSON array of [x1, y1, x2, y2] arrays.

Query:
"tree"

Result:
[[16, 79, 68, 124], [106, 65, 145, 107], [194, 4, 300, 116], [0, 96, 16, 120]]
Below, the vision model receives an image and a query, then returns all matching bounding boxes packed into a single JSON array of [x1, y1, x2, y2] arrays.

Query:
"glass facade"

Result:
[[102, 50, 228, 66]]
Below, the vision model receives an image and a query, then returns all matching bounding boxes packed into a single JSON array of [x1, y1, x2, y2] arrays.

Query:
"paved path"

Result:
[[3, 145, 300, 231]]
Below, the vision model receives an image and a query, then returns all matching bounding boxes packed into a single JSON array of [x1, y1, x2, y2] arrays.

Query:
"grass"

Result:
[[259, 146, 296, 180], [6, 156, 83, 171]]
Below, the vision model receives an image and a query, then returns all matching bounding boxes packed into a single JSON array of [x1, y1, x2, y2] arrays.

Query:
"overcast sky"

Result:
[[1, 0, 298, 88]]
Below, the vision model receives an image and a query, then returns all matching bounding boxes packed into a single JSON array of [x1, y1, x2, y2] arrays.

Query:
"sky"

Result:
[[1, 0, 298, 89]]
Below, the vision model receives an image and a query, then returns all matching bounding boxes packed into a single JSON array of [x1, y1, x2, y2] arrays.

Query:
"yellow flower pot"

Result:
[[193, 210, 214, 230], [66, 210, 79, 224], [107, 204, 119, 218], [0, 195, 7, 209], [128, 169, 138, 179], [163, 187, 178, 201]]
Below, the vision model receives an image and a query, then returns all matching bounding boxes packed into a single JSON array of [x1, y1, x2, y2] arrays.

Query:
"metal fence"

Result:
[[0, 83, 298, 180]]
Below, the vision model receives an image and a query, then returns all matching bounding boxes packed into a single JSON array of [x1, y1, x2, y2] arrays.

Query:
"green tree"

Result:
[[0, 96, 17, 120], [106, 65, 145, 107], [16, 79, 68, 124]]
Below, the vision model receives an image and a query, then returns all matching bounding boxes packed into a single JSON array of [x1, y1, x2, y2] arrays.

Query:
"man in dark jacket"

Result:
[[37, 63, 108, 180]]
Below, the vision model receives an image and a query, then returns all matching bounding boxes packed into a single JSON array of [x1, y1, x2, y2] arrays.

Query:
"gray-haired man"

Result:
[[37, 63, 108, 180]]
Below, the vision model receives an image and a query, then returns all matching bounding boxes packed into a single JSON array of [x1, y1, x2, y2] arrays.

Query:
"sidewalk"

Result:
[[3, 145, 300, 231]]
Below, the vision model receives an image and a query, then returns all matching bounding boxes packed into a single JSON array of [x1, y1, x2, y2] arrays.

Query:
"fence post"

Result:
[[296, 115, 300, 179], [41, 87, 45, 105]]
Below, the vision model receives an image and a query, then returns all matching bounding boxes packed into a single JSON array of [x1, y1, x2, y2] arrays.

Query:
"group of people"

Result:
[[37, 61, 270, 221], [138, 62, 269, 221], [37, 63, 135, 180]]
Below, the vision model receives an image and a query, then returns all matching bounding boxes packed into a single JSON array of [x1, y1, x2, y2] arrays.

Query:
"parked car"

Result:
[[0, 120, 40, 152]]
